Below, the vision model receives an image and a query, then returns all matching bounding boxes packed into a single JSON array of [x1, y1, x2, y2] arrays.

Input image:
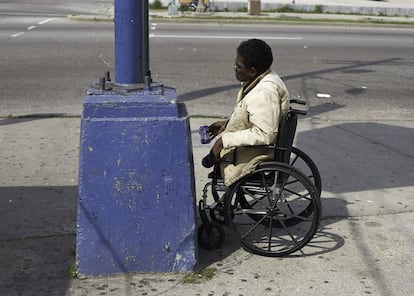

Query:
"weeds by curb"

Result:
[[182, 267, 217, 284]]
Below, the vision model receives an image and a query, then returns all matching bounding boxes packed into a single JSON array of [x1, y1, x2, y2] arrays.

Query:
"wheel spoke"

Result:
[[283, 187, 313, 201], [276, 217, 299, 244], [241, 186, 269, 209], [267, 215, 274, 251], [290, 154, 299, 166], [225, 162, 321, 257], [239, 212, 270, 240]]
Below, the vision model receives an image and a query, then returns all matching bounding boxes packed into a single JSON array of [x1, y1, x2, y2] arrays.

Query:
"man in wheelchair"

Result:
[[205, 38, 290, 187], [199, 39, 322, 256]]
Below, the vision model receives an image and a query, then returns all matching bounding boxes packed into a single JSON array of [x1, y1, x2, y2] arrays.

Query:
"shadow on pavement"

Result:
[[1, 121, 413, 294], [0, 186, 77, 296], [0, 114, 70, 126], [178, 84, 239, 102], [199, 121, 414, 266], [196, 197, 347, 269], [295, 122, 414, 195], [282, 57, 402, 81], [176, 57, 403, 104]]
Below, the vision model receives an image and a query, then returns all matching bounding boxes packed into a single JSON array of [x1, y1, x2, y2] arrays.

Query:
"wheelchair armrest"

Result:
[[229, 145, 275, 164]]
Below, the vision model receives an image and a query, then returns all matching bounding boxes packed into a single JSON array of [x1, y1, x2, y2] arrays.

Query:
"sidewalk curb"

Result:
[[66, 10, 414, 26], [67, 14, 114, 22]]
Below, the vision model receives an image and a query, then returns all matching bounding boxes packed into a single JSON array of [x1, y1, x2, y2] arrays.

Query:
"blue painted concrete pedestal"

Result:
[[76, 84, 197, 276]]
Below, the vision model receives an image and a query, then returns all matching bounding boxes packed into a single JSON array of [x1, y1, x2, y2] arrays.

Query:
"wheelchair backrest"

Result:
[[226, 100, 306, 166], [274, 104, 306, 163]]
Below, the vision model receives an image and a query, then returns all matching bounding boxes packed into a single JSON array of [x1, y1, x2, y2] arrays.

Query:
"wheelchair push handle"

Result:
[[290, 108, 307, 116], [289, 98, 307, 116], [290, 99, 306, 105]]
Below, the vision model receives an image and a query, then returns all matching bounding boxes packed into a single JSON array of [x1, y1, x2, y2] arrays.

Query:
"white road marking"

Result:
[[149, 34, 302, 40], [38, 18, 56, 25], [10, 18, 56, 38], [317, 93, 331, 98], [11, 32, 24, 38]]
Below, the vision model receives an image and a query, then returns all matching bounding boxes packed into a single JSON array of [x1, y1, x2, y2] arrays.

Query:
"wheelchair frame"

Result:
[[198, 99, 322, 257]]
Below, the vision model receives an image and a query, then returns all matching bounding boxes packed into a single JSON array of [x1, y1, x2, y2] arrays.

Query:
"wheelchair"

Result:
[[198, 99, 322, 257]]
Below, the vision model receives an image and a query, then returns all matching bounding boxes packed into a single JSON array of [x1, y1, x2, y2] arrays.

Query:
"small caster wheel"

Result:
[[198, 222, 225, 250], [209, 203, 225, 224]]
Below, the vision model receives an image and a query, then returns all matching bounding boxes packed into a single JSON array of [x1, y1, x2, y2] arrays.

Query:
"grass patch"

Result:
[[68, 262, 77, 279], [182, 267, 217, 284], [151, 14, 414, 27], [275, 5, 296, 13]]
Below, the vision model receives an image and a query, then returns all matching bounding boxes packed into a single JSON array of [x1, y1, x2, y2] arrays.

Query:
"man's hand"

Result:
[[208, 120, 227, 137], [211, 137, 223, 163]]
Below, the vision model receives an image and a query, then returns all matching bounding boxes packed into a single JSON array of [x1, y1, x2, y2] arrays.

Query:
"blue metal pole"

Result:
[[143, 0, 150, 81], [77, 0, 197, 276], [114, 0, 144, 85]]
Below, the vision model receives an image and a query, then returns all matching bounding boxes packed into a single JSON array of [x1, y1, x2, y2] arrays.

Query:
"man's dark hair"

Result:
[[237, 39, 273, 74]]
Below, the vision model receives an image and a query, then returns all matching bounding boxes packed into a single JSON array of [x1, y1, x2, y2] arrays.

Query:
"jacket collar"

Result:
[[239, 69, 271, 101]]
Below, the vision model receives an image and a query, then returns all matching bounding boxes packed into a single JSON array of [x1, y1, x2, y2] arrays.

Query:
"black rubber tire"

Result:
[[291, 147, 322, 197], [198, 222, 225, 250], [224, 162, 321, 257], [209, 202, 226, 224]]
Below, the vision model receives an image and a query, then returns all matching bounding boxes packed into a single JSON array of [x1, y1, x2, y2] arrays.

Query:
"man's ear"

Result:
[[250, 67, 258, 77]]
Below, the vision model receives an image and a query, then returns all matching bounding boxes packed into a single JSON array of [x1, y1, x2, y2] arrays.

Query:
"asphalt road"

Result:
[[0, 0, 110, 17], [0, 3, 413, 121], [149, 23, 414, 120]]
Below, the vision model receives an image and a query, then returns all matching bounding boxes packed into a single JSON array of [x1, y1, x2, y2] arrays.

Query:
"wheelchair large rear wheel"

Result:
[[224, 162, 321, 257], [291, 147, 321, 197]]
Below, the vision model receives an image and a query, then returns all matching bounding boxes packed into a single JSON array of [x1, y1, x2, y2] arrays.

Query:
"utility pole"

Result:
[[76, 0, 197, 276]]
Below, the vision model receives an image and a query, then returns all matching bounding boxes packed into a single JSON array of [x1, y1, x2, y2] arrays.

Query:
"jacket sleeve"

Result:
[[221, 83, 281, 148]]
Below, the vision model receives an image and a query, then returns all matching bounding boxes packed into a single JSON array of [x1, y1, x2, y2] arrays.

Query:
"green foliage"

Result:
[[68, 262, 77, 279], [182, 267, 217, 284], [276, 5, 295, 13], [314, 5, 323, 14], [150, 0, 163, 9]]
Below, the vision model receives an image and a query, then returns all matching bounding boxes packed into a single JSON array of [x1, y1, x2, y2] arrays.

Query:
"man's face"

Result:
[[233, 54, 254, 82]]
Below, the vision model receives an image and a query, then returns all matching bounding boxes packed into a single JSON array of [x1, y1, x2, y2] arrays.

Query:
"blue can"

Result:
[[199, 125, 211, 144]]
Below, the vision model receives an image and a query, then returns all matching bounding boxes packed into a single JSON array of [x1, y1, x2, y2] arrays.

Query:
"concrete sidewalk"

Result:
[[1, 116, 413, 295]]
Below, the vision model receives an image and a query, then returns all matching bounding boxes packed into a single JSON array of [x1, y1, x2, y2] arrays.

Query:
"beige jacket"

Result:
[[219, 70, 290, 186]]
